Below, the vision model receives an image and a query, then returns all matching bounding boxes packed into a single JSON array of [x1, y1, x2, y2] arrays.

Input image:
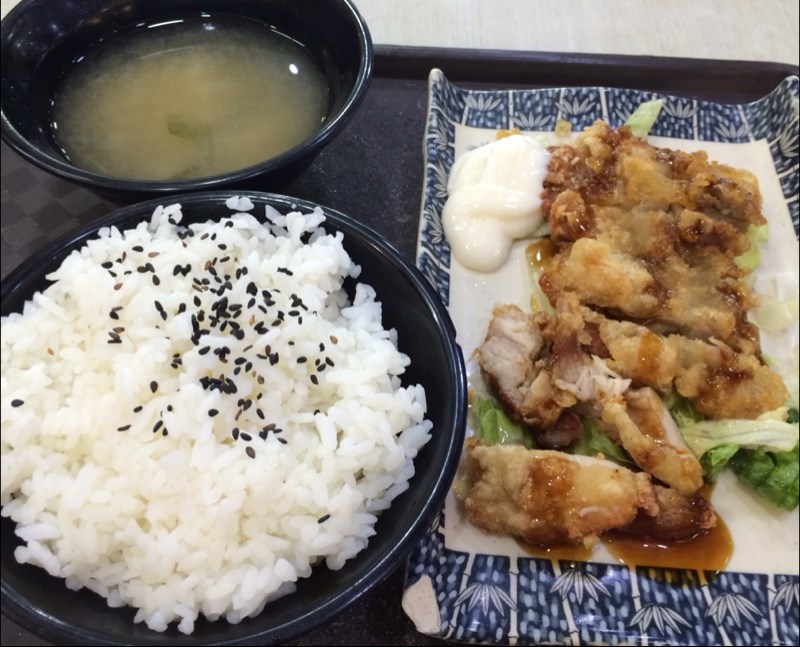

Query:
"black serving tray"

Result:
[[1, 45, 798, 647]]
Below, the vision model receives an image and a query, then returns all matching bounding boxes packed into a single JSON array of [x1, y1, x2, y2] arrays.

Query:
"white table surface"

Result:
[[3, 0, 799, 66]]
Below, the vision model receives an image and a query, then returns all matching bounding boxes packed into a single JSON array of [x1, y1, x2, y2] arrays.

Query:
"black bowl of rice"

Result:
[[1, 0, 372, 199], [0, 192, 467, 645]]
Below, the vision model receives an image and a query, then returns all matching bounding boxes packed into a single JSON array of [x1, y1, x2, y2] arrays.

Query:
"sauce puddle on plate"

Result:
[[50, 16, 329, 181], [519, 484, 733, 574]]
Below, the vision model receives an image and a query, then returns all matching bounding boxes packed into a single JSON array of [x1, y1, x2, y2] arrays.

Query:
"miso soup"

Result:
[[50, 17, 330, 181]]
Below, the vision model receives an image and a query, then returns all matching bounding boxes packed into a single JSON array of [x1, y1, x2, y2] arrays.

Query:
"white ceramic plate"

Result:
[[403, 69, 799, 646]]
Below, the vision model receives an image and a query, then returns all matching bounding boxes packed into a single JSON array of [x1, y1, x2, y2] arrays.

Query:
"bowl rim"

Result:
[[0, 190, 467, 646], [0, 0, 374, 193]]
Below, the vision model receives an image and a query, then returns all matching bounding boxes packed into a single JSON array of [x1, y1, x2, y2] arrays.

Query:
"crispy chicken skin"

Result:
[[454, 439, 714, 546]]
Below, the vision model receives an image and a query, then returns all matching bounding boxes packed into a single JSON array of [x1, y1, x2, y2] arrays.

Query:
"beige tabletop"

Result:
[[3, 0, 799, 65]]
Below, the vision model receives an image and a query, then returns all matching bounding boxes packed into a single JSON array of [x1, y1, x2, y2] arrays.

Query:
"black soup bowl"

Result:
[[0, 0, 373, 200], [0, 191, 467, 645]]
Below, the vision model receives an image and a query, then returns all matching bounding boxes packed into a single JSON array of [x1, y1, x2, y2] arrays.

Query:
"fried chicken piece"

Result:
[[600, 390, 704, 496], [582, 305, 788, 419], [454, 439, 657, 546], [543, 121, 764, 234], [615, 484, 717, 540], [539, 237, 660, 319], [540, 120, 765, 354], [454, 439, 714, 546], [477, 304, 576, 438]]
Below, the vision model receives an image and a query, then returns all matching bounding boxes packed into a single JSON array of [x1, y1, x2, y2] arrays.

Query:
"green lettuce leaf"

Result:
[[571, 417, 635, 467], [700, 444, 740, 482], [730, 442, 799, 511], [624, 99, 664, 138], [470, 394, 535, 448], [678, 407, 798, 458], [734, 223, 768, 271]]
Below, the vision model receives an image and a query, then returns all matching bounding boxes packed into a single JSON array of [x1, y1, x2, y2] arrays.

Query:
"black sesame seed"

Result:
[[256, 409, 265, 420], [326, 357, 335, 367], [240, 432, 252, 442], [310, 374, 319, 385], [150, 381, 158, 393], [232, 427, 240, 440], [276, 437, 288, 444], [246, 446, 256, 459], [317, 514, 330, 524], [152, 275, 160, 286], [109, 310, 120, 320], [277, 267, 293, 276], [162, 428, 168, 436], [153, 420, 164, 432], [117, 424, 131, 431], [133, 405, 143, 413], [208, 408, 219, 417], [132, 245, 144, 252], [199, 346, 211, 355], [102, 261, 114, 269]]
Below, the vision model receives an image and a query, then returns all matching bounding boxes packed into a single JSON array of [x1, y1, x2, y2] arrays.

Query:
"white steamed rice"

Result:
[[0, 198, 432, 634]]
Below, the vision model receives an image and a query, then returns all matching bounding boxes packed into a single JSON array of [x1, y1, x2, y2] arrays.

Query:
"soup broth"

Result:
[[50, 17, 330, 181]]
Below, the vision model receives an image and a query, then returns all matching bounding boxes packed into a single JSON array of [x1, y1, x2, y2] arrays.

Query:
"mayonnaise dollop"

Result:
[[442, 134, 550, 272]]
